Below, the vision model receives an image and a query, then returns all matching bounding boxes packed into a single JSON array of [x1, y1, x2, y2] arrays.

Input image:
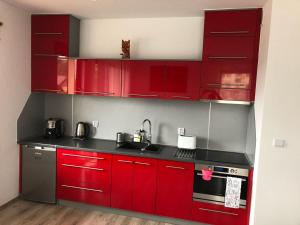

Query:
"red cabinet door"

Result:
[[156, 160, 194, 220], [132, 158, 157, 214], [56, 149, 112, 206], [111, 155, 134, 210], [31, 56, 69, 93], [75, 59, 122, 97], [200, 61, 256, 101], [203, 36, 256, 61], [165, 61, 201, 100], [32, 15, 69, 56], [204, 9, 262, 37], [122, 60, 166, 99]]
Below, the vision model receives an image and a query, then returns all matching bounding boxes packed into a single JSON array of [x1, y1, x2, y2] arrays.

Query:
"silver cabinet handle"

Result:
[[33, 89, 62, 92], [207, 83, 247, 87], [117, 160, 133, 164], [61, 185, 103, 193], [172, 96, 192, 99], [34, 152, 42, 155], [128, 94, 159, 97], [196, 173, 247, 182], [166, 165, 185, 170], [62, 153, 105, 160], [34, 54, 63, 57], [75, 91, 115, 95], [207, 83, 221, 87], [221, 84, 247, 87], [34, 32, 63, 35], [207, 56, 248, 60], [61, 164, 104, 171], [198, 208, 239, 216], [134, 162, 151, 166], [210, 31, 249, 35]]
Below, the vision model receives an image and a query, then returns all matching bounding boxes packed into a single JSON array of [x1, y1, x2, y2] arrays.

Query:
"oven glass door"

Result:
[[193, 170, 248, 201]]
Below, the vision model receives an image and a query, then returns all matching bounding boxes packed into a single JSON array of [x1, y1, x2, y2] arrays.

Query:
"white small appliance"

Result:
[[177, 135, 197, 149]]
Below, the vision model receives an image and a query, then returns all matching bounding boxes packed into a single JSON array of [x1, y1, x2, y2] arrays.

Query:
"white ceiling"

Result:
[[5, 0, 267, 19]]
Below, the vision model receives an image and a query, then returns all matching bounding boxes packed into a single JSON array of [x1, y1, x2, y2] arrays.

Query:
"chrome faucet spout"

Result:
[[141, 119, 152, 144]]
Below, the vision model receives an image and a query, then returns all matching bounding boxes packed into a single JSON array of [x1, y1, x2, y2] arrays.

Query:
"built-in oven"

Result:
[[193, 163, 249, 208]]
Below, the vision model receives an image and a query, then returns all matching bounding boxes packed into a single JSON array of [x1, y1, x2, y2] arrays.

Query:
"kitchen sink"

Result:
[[117, 142, 160, 153]]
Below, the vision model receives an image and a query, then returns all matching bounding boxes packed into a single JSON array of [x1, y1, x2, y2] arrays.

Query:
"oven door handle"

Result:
[[196, 173, 247, 182]]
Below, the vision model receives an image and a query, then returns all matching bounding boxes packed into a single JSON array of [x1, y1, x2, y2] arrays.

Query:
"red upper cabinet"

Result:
[[122, 60, 166, 99], [31, 15, 80, 94], [32, 15, 69, 56], [201, 9, 262, 102], [32, 15, 80, 57], [165, 61, 201, 100], [204, 9, 262, 37], [31, 56, 70, 93], [156, 160, 194, 220], [200, 61, 256, 101], [75, 59, 122, 97], [203, 36, 257, 61]]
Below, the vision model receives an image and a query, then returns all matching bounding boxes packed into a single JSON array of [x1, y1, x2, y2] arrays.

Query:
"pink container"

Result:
[[202, 169, 213, 181]]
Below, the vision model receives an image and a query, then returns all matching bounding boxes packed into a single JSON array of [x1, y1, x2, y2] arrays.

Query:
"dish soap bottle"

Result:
[[133, 130, 141, 142]]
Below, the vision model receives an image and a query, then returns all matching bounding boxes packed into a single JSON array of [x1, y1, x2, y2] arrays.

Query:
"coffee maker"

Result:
[[45, 118, 64, 138]]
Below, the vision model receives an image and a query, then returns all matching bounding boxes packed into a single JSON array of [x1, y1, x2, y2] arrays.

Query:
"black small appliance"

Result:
[[45, 118, 64, 138]]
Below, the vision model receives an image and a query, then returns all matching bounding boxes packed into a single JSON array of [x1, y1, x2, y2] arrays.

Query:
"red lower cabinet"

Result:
[[132, 158, 157, 214], [57, 149, 112, 206], [192, 201, 247, 225], [156, 160, 194, 220], [111, 155, 157, 214], [111, 155, 134, 210]]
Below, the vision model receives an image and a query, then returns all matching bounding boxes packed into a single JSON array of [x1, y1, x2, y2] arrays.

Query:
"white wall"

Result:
[[252, 0, 300, 224], [0, 1, 31, 206], [80, 17, 203, 59]]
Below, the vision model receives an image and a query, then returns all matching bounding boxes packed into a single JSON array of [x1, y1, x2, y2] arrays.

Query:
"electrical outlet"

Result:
[[178, 128, 185, 136], [92, 120, 99, 128]]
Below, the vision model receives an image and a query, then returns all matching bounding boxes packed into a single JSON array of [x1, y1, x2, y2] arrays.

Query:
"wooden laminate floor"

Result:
[[0, 199, 174, 225]]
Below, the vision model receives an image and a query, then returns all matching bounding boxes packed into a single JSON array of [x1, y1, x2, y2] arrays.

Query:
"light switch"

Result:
[[272, 138, 286, 148]]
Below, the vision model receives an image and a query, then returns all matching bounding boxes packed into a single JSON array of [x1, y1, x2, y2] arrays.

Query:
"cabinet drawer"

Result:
[[57, 184, 110, 207], [57, 149, 112, 169], [192, 201, 247, 225], [204, 9, 262, 37], [57, 163, 110, 191], [203, 36, 257, 61]]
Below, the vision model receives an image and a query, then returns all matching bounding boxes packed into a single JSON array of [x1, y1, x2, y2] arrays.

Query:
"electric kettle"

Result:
[[74, 122, 90, 140]]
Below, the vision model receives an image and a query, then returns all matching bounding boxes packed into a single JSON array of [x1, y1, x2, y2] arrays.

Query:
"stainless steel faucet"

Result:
[[141, 119, 152, 144]]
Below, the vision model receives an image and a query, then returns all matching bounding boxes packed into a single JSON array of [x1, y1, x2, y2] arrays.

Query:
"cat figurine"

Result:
[[120, 40, 130, 59]]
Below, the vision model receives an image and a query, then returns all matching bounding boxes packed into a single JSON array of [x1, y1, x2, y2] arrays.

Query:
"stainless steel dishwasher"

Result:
[[22, 145, 56, 203]]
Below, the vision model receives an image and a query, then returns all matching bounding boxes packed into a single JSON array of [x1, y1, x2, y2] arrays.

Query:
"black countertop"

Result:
[[18, 136, 251, 169]]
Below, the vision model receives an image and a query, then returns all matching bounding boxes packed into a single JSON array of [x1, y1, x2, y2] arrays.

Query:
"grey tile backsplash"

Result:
[[40, 93, 255, 153], [208, 103, 250, 152], [73, 95, 210, 148]]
